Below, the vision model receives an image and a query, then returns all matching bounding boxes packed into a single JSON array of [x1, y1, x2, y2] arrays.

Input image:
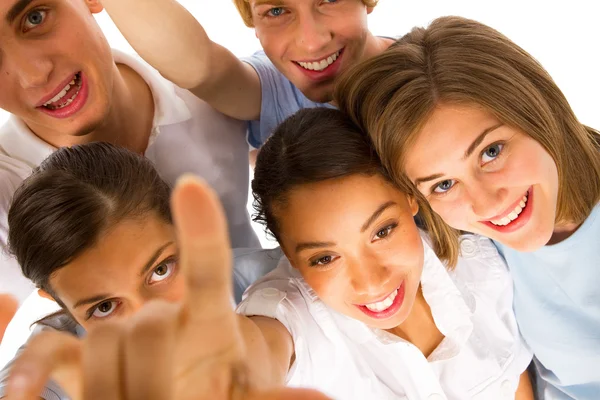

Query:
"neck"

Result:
[[386, 286, 444, 358], [362, 34, 395, 61], [32, 63, 155, 154]]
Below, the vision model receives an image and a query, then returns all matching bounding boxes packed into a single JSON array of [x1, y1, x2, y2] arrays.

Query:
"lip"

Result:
[[480, 187, 533, 234], [355, 281, 405, 320], [38, 72, 89, 119], [293, 48, 344, 82], [35, 72, 80, 107]]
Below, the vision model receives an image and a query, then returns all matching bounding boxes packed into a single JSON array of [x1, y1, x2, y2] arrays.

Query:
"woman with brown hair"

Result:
[[336, 16, 600, 399]]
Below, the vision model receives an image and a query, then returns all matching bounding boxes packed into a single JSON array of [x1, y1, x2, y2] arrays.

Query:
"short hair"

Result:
[[232, 0, 378, 27]]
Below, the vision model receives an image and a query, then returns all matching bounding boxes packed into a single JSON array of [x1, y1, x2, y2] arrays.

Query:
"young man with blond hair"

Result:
[[102, 0, 393, 148]]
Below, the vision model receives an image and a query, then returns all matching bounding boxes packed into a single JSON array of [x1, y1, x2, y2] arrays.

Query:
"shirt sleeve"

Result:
[[236, 269, 332, 386], [242, 51, 302, 148]]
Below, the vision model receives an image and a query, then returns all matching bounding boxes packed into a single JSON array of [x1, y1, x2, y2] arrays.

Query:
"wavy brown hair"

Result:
[[335, 16, 600, 263]]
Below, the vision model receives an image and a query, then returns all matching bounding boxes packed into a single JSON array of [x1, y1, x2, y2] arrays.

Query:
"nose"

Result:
[[467, 179, 508, 220], [8, 49, 53, 89], [294, 12, 332, 54], [348, 253, 392, 297]]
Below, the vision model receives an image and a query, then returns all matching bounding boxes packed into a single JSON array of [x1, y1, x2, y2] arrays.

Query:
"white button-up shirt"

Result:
[[238, 234, 532, 400], [0, 50, 258, 303]]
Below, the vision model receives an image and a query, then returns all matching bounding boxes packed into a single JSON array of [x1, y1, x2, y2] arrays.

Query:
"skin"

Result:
[[250, 0, 391, 103], [0, 0, 154, 151], [275, 174, 427, 332], [99, 0, 392, 120], [404, 104, 563, 251], [0, 294, 18, 343], [41, 215, 184, 331], [4, 175, 533, 398]]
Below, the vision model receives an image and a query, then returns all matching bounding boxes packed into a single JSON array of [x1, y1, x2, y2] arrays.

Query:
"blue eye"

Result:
[[433, 179, 456, 194], [24, 9, 47, 29], [267, 7, 285, 17], [482, 143, 504, 163]]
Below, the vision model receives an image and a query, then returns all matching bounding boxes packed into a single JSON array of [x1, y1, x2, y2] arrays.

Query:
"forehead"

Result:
[[49, 216, 175, 298], [404, 104, 500, 176], [276, 174, 407, 238]]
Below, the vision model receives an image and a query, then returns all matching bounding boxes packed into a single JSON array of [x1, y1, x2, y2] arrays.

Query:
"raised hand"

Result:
[[4, 176, 328, 400]]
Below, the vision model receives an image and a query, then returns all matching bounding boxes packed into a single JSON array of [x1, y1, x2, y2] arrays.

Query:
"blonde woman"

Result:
[[336, 16, 600, 399]]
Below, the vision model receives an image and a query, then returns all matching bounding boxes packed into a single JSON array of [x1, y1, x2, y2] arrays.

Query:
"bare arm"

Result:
[[515, 371, 535, 400], [101, 0, 262, 120]]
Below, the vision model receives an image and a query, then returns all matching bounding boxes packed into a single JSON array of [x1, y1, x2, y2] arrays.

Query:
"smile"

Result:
[[42, 73, 82, 110], [356, 282, 405, 320], [295, 49, 342, 72], [481, 187, 534, 233], [37, 71, 89, 119]]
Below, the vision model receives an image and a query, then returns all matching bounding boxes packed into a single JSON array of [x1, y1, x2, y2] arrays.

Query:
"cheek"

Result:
[[302, 270, 347, 306]]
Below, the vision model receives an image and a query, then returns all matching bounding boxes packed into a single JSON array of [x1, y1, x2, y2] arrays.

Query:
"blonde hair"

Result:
[[335, 16, 600, 265], [232, 0, 378, 27]]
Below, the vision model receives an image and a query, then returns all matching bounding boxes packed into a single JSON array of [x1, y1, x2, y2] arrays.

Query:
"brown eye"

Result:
[[148, 260, 177, 283], [91, 300, 118, 319]]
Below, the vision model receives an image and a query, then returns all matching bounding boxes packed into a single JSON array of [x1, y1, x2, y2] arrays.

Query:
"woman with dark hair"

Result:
[[335, 16, 600, 398], [0, 142, 281, 399], [2, 109, 534, 399]]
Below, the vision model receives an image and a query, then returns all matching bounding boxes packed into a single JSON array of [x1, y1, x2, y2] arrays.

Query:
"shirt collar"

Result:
[[0, 49, 192, 168], [306, 234, 475, 357]]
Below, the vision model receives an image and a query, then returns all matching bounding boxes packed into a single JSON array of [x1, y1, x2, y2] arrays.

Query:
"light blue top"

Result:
[[243, 51, 335, 148], [495, 204, 600, 399]]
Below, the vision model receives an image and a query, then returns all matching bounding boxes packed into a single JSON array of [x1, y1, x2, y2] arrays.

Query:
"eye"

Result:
[[149, 259, 177, 284], [481, 143, 504, 164], [90, 300, 119, 319], [373, 223, 398, 241], [309, 254, 336, 267], [433, 179, 456, 194], [267, 7, 285, 17], [23, 9, 47, 31]]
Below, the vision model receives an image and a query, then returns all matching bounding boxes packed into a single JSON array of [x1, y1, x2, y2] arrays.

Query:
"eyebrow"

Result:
[[414, 123, 504, 188], [73, 241, 174, 309], [294, 201, 397, 254], [6, 0, 35, 24], [463, 123, 504, 159]]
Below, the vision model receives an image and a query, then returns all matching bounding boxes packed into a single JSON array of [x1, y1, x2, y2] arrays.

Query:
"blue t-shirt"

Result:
[[495, 205, 600, 399], [243, 51, 335, 148]]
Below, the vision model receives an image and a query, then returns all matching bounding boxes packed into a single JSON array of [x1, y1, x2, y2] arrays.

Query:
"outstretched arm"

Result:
[[101, 0, 262, 120], [2, 176, 328, 400]]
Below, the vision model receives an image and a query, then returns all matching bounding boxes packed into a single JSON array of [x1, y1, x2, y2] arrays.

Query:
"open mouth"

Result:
[[356, 282, 405, 320], [295, 49, 343, 72], [42, 72, 82, 110], [481, 187, 533, 233], [490, 192, 529, 226]]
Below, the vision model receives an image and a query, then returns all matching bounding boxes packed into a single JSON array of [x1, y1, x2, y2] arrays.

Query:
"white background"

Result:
[[1, 0, 599, 367]]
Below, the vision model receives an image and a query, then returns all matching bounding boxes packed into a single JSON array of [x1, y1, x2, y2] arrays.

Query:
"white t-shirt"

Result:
[[238, 234, 532, 400], [0, 50, 259, 303]]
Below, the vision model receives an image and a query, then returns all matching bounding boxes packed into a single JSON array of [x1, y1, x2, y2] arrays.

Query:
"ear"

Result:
[[366, 6, 375, 15], [85, 0, 104, 14], [407, 196, 419, 216], [37, 289, 58, 303]]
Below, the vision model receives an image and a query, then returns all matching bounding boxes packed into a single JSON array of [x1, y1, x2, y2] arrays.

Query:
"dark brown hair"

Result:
[[335, 16, 600, 263], [7, 142, 171, 303], [252, 107, 413, 245]]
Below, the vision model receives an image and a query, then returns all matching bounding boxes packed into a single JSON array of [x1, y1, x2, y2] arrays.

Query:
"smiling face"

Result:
[[249, 0, 376, 103], [0, 0, 115, 141], [46, 214, 184, 331], [403, 104, 559, 251], [275, 173, 424, 330]]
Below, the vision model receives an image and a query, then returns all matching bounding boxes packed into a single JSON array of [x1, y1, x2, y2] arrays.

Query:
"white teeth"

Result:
[[43, 74, 81, 107], [298, 50, 341, 72], [491, 194, 528, 226], [364, 289, 398, 312]]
